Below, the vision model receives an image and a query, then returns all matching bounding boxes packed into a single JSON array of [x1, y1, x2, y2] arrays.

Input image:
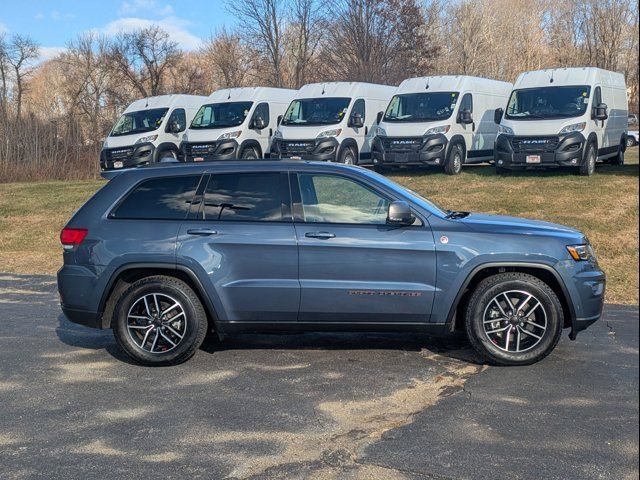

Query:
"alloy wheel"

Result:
[[126, 293, 187, 353]]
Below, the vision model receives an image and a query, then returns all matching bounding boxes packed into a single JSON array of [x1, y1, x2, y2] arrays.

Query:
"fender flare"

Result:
[[153, 142, 180, 162], [337, 138, 358, 163], [444, 261, 576, 331], [585, 132, 598, 160], [238, 139, 262, 158], [98, 262, 221, 331], [446, 134, 466, 162]]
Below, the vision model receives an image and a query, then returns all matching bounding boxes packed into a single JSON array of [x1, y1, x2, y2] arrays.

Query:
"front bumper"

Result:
[[371, 134, 448, 167], [494, 132, 585, 169], [100, 142, 155, 171], [181, 139, 239, 161], [271, 138, 339, 161]]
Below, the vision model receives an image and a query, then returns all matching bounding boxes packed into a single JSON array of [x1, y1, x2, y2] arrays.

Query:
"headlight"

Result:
[[135, 134, 158, 144], [424, 125, 450, 135], [217, 130, 242, 140], [317, 128, 342, 138], [567, 244, 596, 262], [274, 130, 283, 139], [559, 122, 586, 134], [498, 125, 514, 135], [376, 126, 387, 136]]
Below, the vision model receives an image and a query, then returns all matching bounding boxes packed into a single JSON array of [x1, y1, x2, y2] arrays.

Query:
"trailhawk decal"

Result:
[[348, 290, 423, 297]]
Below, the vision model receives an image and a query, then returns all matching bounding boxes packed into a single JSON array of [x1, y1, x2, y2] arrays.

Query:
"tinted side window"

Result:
[[112, 175, 201, 220], [351, 98, 365, 119], [298, 174, 389, 224], [460, 93, 473, 113], [203, 173, 283, 221], [252, 103, 270, 128], [166, 108, 187, 132]]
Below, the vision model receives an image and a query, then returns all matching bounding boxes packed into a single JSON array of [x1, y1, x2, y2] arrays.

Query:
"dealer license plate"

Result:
[[113, 161, 123, 169], [526, 155, 541, 164]]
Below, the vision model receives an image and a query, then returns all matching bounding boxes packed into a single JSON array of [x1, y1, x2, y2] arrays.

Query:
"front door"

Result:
[[458, 93, 474, 152], [292, 172, 437, 324], [176, 171, 299, 323]]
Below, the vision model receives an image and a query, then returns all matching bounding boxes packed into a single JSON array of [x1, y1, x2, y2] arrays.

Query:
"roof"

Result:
[[295, 82, 396, 99], [206, 87, 296, 103], [396, 76, 512, 95], [514, 67, 626, 89], [125, 94, 207, 112]]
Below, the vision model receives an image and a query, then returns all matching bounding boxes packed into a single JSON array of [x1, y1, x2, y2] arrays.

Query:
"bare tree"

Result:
[[108, 26, 182, 97], [3, 35, 40, 119], [200, 28, 253, 88], [287, 0, 325, 88]]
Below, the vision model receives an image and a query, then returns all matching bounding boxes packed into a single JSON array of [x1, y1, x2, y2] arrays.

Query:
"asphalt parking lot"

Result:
[[0, 273, 638, 480]]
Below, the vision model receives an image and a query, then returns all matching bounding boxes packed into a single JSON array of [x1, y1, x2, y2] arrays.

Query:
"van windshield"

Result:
[[110, 108, 169, 137], [383, 92, 459, 122], [190, 101, 253, 129], [505, 86, 591, 120], [281, 97, 351, 126]]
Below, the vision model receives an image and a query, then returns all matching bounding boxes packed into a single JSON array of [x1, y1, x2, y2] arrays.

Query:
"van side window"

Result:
[[251, 103, 270, 128], [111, 175, 201, 220], [203, 173, 283, 222], [166, 108, 187, 132], [460, 93, 473, 113], [351, 99, 365, 121]]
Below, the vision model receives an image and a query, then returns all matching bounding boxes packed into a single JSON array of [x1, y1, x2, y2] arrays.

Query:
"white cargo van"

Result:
[[100, 94, 206, 171], [181, 87, 296, 161], [271, 82, 395, 164], [371, 76, 512, 174], [495, 67, 629, 175]]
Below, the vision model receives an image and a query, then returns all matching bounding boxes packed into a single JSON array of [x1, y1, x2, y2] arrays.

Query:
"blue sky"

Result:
[[0, 0, 234, 60]]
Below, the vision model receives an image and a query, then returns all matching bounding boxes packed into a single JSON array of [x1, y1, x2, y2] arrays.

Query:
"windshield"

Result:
[[383, 92, 459, 122], [110, 108, 168, 137], [282, 97, 351, 126], [190, 101, 253, 129], [505, 85, 591, 120]]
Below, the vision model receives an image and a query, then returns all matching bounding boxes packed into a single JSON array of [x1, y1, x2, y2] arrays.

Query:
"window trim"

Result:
[[250, 102, 270, 129], [349, 98, 366, 124], [165, 108, 187, 133], [108, 174, 205, 221]]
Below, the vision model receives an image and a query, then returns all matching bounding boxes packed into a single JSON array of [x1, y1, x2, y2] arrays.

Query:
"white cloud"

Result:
[[0, 22, 8, 35], [119, 0, 174, 16], [102, 16, 201, 50], [39, 46, 67, 61]]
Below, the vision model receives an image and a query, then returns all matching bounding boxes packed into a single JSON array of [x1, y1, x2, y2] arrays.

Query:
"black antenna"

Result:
[[550, 70, 554, 84], [227, 89, 231, 99], [321, 84, 325, 95], [145, 97, 149, 107], [425, 78, 430, 90]]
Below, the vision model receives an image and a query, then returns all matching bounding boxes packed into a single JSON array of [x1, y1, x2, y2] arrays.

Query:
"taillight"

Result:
[[60, 228, 88, 248]]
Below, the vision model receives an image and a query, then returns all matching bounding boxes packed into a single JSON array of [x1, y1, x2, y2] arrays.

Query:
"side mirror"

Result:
[[277, 115, 283, 126], [350, 113, 364, 128], [593, 103, 608, 121], [376, 111, 384, 124], [459, 109, 473, 125], [387, 201, 415, 226], [253, 116, 267, 130], [494, 108, 504, 125]]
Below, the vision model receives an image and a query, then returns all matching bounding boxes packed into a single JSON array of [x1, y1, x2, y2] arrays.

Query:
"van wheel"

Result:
[[113, 275, 208, 366], [579, 142, 596, 176], [241, 147, 259, 159], [610, 143, 625, 166], [626, 136, 636, 147], [159, 150, 178, 162], [444, 143, 464, 175], [465, 272, 563, 366], [338, 146, 357, 165]]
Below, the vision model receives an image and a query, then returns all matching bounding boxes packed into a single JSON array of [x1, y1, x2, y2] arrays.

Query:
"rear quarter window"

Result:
[[111, 175, 201, 220]]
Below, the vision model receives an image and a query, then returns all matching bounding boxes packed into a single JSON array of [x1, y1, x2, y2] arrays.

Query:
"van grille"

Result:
[[511, 136, 560, 153], [280, 140, 315, 154], [104, 147, 134, 160], [184, 142, 217, 156], [382, 137, 423, 151]]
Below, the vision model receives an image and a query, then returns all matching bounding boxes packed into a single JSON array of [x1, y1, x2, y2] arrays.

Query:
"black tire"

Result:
[[464, 272, 563, 366], [240, 147, 259, 159], [444, 143, 464, 175], [338, 146, 357, 165], [610, 143, 625, 166], [158, 150, 178, 162], [626, 136, 636, 147], [113, 275, 208, 366], [579, 142, 596, 176]]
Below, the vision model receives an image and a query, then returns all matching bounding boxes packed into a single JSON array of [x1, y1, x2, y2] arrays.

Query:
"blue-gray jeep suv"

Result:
[[57, 161, 605, 366]]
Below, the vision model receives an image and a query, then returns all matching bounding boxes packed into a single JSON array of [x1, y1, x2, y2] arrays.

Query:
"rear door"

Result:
[[176, 171, 299, 323], [292, 171, 437, 324]]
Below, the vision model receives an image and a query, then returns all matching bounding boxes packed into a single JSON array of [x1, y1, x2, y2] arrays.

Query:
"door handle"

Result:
[[187, 228, 218, 236], [305, 231, 336, 239]]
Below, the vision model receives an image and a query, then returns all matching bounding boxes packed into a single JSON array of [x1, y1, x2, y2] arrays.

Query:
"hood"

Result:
[[104, 132, 160, 148], [185, 127, 241, 143], [277, 124, 344, 140], [461, 213, 584, 241], [379, 120, 446, 137], [501, 116, 587, 137]]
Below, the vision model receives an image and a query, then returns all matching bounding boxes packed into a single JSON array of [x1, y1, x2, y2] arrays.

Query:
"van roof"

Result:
[[295, 82, 396, 99], [396, 75, 512, 95], [206, 87, 297, 103], [514, 67, 626, 89], [124, 94, 208, 112]]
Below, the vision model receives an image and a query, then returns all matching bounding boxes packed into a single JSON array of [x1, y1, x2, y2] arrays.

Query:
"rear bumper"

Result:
[[100, 142, 155, 171], [57, 265, 105, 329], [181, 140, 239, 161], [494, 132, 585, 169], [371, 134, 448, 167], [61, 306, 102, 329], [271, 138, 339, 161]]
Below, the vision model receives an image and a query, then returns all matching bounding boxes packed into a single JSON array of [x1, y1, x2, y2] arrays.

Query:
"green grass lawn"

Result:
[[1, 149, 638, 304]]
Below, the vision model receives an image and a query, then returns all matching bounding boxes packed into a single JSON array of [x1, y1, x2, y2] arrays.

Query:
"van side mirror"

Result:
[[277, 115, 283, 126], [387, 201, 415, 226], [350, 113, 364, 128], [593, 103, 608, 121], [458, 109, 473, 125], [376, 111, 384, 124], [253, 116, 267, 130], [494, 108, 504, 125]]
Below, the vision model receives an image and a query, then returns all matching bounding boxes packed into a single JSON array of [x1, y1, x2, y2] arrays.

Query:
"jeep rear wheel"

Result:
[[464, 272, 563, 366], [113, 275, 208, 366]]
